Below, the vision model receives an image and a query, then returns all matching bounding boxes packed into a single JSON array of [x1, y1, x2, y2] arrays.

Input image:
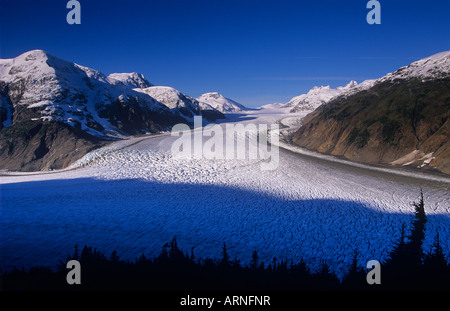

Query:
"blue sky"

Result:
[[1, 0, 449, 107]]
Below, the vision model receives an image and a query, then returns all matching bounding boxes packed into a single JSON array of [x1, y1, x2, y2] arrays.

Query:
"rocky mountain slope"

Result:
[[260, 80, 375, 114], [0, 50, 224, 171], [292, 51, 450, 175], [285, 80, 373, 113]]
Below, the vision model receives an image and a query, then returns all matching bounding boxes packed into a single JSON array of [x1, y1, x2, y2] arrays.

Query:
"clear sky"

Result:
[[1, 0, 449, 107]]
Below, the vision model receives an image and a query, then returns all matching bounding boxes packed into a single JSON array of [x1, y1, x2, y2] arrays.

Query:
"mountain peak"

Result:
[[285, 84, 347, 113], [107, 72, 152, 89], [308, 85, 330, 94], [135, 86, 198, 114], [381, 51, 450, 82], [198, 92, 224, 100], [15, 49, 72, 69], [0, 49, 63, 84], [197, 92, 246, 113], [344, 80, 358, 88], [17, 49, 49, 60]]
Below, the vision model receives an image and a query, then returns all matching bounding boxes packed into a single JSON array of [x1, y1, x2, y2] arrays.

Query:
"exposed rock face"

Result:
[[292, 78, 450, 174], [0, 120, 107, 171], [292, 51, 450, 175]]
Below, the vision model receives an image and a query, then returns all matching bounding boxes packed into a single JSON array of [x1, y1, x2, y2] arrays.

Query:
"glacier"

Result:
[[1, 110, 449, 280]]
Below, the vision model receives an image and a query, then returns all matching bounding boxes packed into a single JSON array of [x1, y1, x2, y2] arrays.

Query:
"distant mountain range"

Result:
[[282, 80, 375, 113], [291, 51, 450, 175], [0, 50, 247, 171], [260, 80, 377, 114], [1, 49, 448, 174]]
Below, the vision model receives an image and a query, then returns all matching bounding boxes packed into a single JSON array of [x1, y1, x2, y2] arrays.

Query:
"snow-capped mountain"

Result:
[[293, 50, 450, 175], [269, 51, 450, 116], [283, 80, 375, 113], [259, 102, 286, 110], [197, 92, 247, 113], [107, 72, 153, 89], [0, 50, 224, 136], [379, 50, 450, 82], [0, 50, 223, 171], [136, 86, 226, 122], [136, 86, 201, 119], [0, 50, 182, 136]]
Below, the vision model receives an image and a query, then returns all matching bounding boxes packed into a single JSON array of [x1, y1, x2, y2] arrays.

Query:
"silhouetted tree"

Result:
[[81, 245, 92, 261], [383, 190, 429, 289], [422, 231, 450, 289], [408, 189, 427, 265], [250, 250, 259, 270], [155, 242, 170, 263], [343, 249, 366, 289], [424, 232, 447, 268], [220, 243, 230, 266], [271, 256, 278, 271], [136, 252, 147, 265], [110, 250, 119, 262], [231, 257, 241, 269], [190, 247, 195, 261], [315, 260, 339, 289], [73, 244, 79, 260], [169, 237, 184, 261], [258, 261, 265, 271]]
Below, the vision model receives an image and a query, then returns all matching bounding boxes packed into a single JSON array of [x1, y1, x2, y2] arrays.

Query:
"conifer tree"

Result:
[[73, 244, 79, 260], [110, 250, 119, 262], [408, 189, 427, 266], [190, 247, 195, 261], [250, 250, 259, 270], [343, 249, 366, 289], [383, 190, 429, 289], [424, 232, 448, 272], [221, 243, 230, 266]]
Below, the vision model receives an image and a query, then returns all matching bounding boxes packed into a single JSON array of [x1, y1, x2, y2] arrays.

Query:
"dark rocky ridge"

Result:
[[292, 78, 450, 175], [0, 120, 108, 171]]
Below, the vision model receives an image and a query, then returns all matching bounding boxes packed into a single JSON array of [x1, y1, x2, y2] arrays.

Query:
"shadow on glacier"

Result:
[[215, 113, 258, 124], [1, 177, 448, 276]]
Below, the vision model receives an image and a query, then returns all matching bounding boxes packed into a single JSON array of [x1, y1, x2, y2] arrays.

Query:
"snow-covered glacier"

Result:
[[1, 111, 449, 279]]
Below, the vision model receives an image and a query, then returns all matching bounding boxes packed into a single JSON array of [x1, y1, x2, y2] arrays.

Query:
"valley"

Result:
[[1, 110, 449, 280]]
